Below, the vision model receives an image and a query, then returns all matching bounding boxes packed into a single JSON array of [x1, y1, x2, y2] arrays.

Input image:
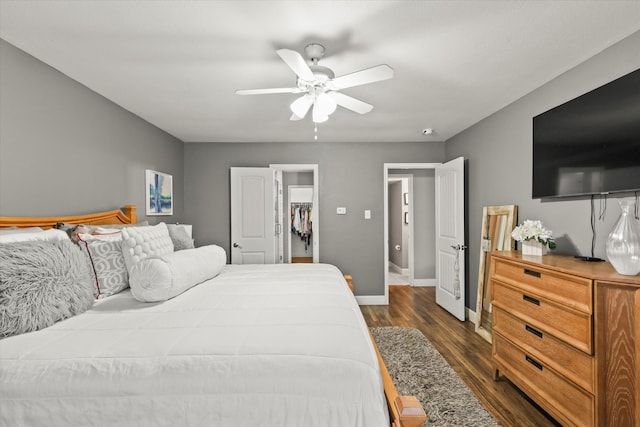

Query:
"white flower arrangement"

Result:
[[511, 220, 556, 249]]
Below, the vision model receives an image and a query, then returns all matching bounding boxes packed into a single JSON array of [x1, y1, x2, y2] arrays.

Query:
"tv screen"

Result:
[[533, 69, 640, 198]]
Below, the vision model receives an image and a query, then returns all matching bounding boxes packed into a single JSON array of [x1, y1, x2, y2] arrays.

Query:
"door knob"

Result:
[[233, 243, 242, 248]]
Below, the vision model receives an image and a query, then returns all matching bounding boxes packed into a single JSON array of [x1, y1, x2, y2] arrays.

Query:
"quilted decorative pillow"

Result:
[[120, 222, 174, 271], [77, 231, 129, 298], [0, 239, 95, 337]]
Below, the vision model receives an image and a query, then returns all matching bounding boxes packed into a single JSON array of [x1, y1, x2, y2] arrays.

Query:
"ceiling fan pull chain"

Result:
[[314, 123, 318, 140]]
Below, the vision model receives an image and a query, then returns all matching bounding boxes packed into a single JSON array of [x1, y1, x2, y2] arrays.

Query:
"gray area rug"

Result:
[[371, 326, 500, 427]]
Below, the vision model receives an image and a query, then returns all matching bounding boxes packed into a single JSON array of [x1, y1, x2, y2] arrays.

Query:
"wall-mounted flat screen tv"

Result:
[[532, 68, 640, 199]]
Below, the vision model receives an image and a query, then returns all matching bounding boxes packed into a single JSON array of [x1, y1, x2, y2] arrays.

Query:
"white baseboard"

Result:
[[412, 278, 436, 287], [466, 308, 477, 324], [355, 295, 387, 305]]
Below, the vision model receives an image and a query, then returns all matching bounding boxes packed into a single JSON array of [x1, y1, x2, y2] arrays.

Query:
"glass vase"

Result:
[[605, 200, 640, 276]]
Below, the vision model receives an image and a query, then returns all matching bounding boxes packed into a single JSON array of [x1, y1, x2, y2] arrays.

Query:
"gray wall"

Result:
[[184, 141, 446, 296], [7, 29, 635, 307], [411, 169, 436, 279], [445, 31, 640, 311], [0, 39, 184, 222]]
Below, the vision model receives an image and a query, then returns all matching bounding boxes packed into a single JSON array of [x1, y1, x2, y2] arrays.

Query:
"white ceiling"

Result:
[[1, 1, 639, 143]]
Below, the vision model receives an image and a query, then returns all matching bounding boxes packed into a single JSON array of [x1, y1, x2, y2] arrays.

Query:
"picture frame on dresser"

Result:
[[146, 169, 173, 216], [474, 204, 517, 343]]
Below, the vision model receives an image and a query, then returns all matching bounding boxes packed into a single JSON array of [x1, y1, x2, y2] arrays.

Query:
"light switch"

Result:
[[336, 207, 347, 215], [364, 210, 371, 219]]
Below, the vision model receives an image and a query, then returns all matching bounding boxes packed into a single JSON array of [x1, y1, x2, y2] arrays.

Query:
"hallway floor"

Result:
[[388, 268, 410, 285]]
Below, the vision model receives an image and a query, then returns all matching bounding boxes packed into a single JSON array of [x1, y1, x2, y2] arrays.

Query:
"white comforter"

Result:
[[0, 264, 389, 427]]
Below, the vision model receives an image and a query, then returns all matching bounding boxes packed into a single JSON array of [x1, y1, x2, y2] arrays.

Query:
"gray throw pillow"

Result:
[[167, 225, 195, 251]]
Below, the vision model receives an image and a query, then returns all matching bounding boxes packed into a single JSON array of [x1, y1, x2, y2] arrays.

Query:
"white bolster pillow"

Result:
[[129, 245, 226, 302]]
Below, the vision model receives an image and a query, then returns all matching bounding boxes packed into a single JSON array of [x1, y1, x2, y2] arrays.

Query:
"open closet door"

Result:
[[230, 167, 276, 264], [435, 157, 466, 321]]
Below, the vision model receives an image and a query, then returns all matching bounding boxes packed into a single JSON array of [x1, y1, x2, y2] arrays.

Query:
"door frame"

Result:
[[270, 164, 319, 263], [383, 163, 440, 304]]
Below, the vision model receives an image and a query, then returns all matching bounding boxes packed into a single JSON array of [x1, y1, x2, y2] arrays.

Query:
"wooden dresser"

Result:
[[489, 251, 640, 427]]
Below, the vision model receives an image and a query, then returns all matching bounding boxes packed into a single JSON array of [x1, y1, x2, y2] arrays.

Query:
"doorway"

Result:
[[230, 164, 319, 264], [384, 163, 440, 304], [387, 175, 411, 285], [271, 164, 319, 264], [288, 185, 313, 263]]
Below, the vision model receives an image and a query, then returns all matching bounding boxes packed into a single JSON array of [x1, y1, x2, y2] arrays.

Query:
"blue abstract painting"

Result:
[[146, 169, 173, 215]]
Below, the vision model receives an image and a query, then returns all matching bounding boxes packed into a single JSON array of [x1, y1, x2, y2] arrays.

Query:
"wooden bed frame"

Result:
[[0, 205, 137, 229], [0, 205, 425, 427]]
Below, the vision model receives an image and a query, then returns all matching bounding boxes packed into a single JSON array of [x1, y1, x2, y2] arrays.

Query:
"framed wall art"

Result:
[[146, 169, 173, 216]]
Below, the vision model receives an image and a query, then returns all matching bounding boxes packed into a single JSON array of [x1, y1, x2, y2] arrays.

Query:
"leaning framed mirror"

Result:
[[475, 205, 518, 343]]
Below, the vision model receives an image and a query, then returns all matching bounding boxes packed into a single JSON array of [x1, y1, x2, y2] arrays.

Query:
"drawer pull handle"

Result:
[[522, 294, 540, 305], [525, 325, 543, 338], [524, 269, 541, 278], [525, 355, 544, 371]]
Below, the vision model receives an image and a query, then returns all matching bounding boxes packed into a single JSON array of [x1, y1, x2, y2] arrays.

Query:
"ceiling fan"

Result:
[[236, 43, 394, 123]]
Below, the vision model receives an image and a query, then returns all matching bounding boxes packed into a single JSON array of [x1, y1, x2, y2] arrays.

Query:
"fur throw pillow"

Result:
[[0, 239, 95, 338]]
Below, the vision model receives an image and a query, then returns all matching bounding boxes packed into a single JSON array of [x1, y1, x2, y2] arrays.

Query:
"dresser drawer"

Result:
[[493, 307, 594, 393], [492, 257, 592, 314], [493, 334, 594, 427], [492, 280, 592, 353]]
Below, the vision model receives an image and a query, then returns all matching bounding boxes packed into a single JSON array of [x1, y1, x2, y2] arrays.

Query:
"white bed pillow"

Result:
[[129, 245, 226, 302], [0, 226, 43, 235], [120, 222, 174, 271], [0, 228, 68, 244]]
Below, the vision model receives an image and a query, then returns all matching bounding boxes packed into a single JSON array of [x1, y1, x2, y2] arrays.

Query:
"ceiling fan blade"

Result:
[[290, 113, 304, 121], [276, 49, 315, 81], [329, 64, 394, 90], [236, 87, 301, 95], [290, 94, 313, 119], [327, 92, 373, 114]]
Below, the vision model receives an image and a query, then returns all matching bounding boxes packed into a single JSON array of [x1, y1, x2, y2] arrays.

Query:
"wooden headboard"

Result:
[[0, 205, 137, 229]]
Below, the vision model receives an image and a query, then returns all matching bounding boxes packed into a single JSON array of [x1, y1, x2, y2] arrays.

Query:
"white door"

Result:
[[435, 157, 466, 321], [230, 167, 276, 264]]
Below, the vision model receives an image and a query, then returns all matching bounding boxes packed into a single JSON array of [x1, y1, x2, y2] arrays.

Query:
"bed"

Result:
[[0, 206, 425, 427]]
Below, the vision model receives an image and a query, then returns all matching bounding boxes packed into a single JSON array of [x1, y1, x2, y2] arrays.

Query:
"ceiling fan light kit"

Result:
[[236, 43, 394, 130]]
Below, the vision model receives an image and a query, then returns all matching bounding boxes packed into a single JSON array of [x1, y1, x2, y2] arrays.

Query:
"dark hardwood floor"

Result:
[[360, 285, 561, 427]]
